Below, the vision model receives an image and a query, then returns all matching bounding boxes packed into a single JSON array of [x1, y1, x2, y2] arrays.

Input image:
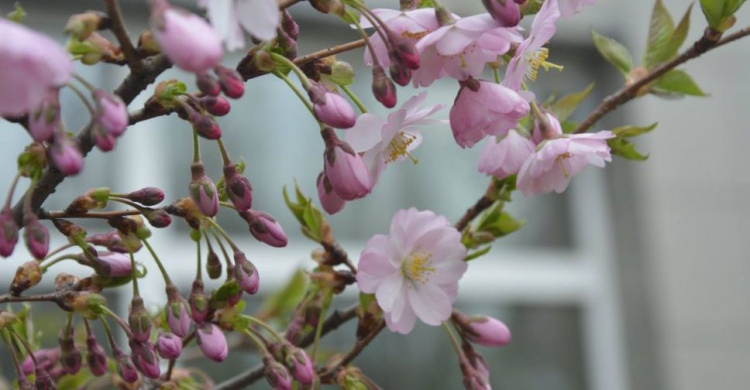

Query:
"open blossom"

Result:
[[559, 0, 596, 17], [345, 92, 443, 183], [502, 0, 561, 91], [414, 13, 522, 87], [357, 208, 468, 334], [517, 131, 615, 196], [152, 5, 223, 73], [478, 130, 535, 179], [362, 8, 440, 69], [198, 0, 280, 51], [0, 18, 73, 116], [449, 78, 530, 148]]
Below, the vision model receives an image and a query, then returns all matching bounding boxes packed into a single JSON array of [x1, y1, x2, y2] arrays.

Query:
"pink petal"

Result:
[[407, 283, 453, 326], [236, 0, 280, 41]]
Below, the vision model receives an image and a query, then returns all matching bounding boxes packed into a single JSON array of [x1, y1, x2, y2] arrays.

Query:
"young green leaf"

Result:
[[608, 123, 658, 161], [643, 0, 676, 69], [464, 246, 492, 262], [552, 83, 595, 122], [650, 69, 707, 97], [701, 0, 746, 30], [261, 269, 309, 319], [591, 30, 633, 75], [647, 4, 693, 68]]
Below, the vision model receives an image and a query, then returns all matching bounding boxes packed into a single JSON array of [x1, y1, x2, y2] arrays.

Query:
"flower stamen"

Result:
[[400, 251, 435, 284], [525, 48, 564, 82], [387, 131, 419, 164], [556, 151, 573, 178]]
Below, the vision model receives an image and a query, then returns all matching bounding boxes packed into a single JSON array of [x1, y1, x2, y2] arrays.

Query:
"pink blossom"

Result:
[[152, 7, 223, 73], [308, 83, 357, 129], [345, 92, 443, 183], [482, 0, 522, 27], [94, 90, 128, 137], [449, 79, 530, 148], [28, 90, 61, 142], [559, 0, 596, 17], [362, 8, 441, 69], [357, 208, 468, 334], [517, 131, 614, 196], [478, 130, 535, 179], [465, 316, 512, 347], [323, 137, 373, 201], [414, 14, 522, 87], [96, 252, 133, 277], [531, 112, 563, 144], [0, 19, 73, 116], [317, 172, 347, 215], [198, 0, 280, 51], [242, 210, 288, 248], [502, 0, 561, 91], [196, 323, 228, 362]]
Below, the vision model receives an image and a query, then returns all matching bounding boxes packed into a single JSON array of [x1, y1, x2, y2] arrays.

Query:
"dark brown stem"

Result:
[[0, 292, 61, 304], [103, 0, 141, 72], [574, 26, 750, 133], [454, 180, 497, 232], [318, 320, 386, 382]]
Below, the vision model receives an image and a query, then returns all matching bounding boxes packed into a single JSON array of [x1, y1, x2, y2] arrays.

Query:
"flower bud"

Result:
[[92, 124, 117, 152], [276, 29, 298, 60], [285, 347, 315, 385], [10, 260, 42, 295], [264, 355, 293, 390], [308, 83, 356, 129], [197, 71, 221, 96], [206, 248, 222, 279], [316, 172, 346, 215], [188, 279, 209, 323], [215, 65, 245, 99], [464, 315, 512, 347], [67, 292, 107, 318], [59, 326, 83, 374], [189, 110, 222, 140], [86, 331, 109, 377], [323, 131, 372, 201], [125, 187, 165, 206], [94, 90, 128, 137], [28, 90, 60, 142], [241, 210, 288, 248], [49, 135, 84, 176], [372, 66, 397, 108], [113, 347, 139, 383], [21, 348, 59, 376], [196, 323, 228, 362], [128, 296, 152, 343], [138, 30, 161, 55], [0, 207, 19, 257], [64, 11, 106, 40], [390, 36, 421, 70], [151, 5, 222, 73], [156, 332, 183, 359], [482, 0, 521, 27], [200, 96, 231, 116], [233, 251, 259, 295], [281, 11, 299, 40], [389, 61, 412, 87], [166, 285, 191, 337], [189, 163, 219, 217], [308, 0, 346, 16], [87, 230, 134, 253], [223, 164, 253, 211], [143, 208, 172, 228], [34, 368, 56, 390], [92, 252, 133, 277], [22, 214, 49, 260], [129, 340, 161, 379]]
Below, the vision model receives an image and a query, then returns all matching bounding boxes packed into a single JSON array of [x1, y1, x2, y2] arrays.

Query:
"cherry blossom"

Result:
[[362, 8, 441, 69], [559, 0, 596, 17], [478, 130, 535, 179], [152, 5, 223, 73], [198, 0, 281, 51]]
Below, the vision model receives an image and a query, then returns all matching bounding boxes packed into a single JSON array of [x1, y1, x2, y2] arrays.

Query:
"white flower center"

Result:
[[400, 251, 435, 284], [386, 131, 418, 164]]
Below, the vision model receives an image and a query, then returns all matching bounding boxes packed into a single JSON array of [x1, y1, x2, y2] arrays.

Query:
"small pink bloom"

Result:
[[449, 79, 530, 148], [517, 131, 614, 196], [0, 19, 73, 116], [559, 0, 596, 17], [152, 7, 223, 73], [96, 252, 133, 277], [94, 90, 128, 137], [308, 83, 357, 129], [357, 208, 468, 334], [28, 90, 61, 142], [502, 0, 561, 91], [49, 135, 84, 176], [0, 207, 19, 257], [323, 137, 373, 201], [189, 163, 219, 217], [346, 92, 443, 183], [156, 333, 183, 359], [317, 172, 347, 215], [242, 210, 288, 248], [414, 14, 522, 87], [198, 0, 281, 51], [465, 316, 512, 347], [478, 130, 535, 179], [196, 323, 228, 362], [362, 8, 440, 69]]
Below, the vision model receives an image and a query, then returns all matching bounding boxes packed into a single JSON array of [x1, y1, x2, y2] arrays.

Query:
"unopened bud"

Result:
[[49, 135, 84, 175], [264, 355, 293, 390], [142, 208, 172, 228], [284, 346, 315, 385], [241, 210, 288, 248], [86, 329, 109, 376], [308, 0, 346, 16], [157, 332, 183, 359], [10, 260, 42, 296], [371, 66, 397, 108], [233, 251, 260, 295], [59, 325, 83, 374], [197, 72, 221, 97], [308, 82, 356, 129], [29, 90, 60, 142], [206, 249, 222, 279], [482, 0, 521, 27], [189, 163, 219, 217], [0, 207, 19, 257], [129, 296, 152, 342], [65, 11, 107, 40], [317, 172, 346, 214], [94, 89, 128, 138], [196, 323, 228, 362], [129, 339, 161, 379], [125, 187, 165, 206], [137, 30, 161, 55], [165, 284, 191, 337], [189, 110, 222, 140], [215, 65, 245, 99], [188, 279, 210, 323], [389, 62, 412, 87], [200, 96, 231, 116], [280, 11, 299, 41], [52, 219, 87, 244], [223, 164, 253, 212], [113, 347, 139, 383]]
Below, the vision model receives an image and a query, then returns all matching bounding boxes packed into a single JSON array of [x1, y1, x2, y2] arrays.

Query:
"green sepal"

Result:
[[283, 183, 327, 243], [7, 3, 27, 23], [464, 246, 492, 262]]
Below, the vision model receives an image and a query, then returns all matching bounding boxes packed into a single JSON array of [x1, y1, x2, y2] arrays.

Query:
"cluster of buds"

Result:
[[451, 311, 513, 389]]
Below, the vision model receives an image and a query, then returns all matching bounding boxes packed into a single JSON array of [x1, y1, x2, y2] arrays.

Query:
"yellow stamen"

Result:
[[400, 252, 435, 284], [402, 31, 428, 40], [526, 48, 564, 81], [556, 152, 573, 178], [386, 131, 419, 164]]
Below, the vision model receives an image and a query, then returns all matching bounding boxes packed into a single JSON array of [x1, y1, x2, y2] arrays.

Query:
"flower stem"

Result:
[[269, 52, 312, 90], [340, 85, 368, 114], [98, 315, 118, 353], [241, 328, 269, 354], [216, 139, 232, 166], [272, 70, 315, 116], [3, 172, 21, 210], [206, 219, 239, 251], [442, 321, 466, 361], [195, 233, 202, 281], [40, 254, 79, 272], [192, 127, 201, 163], [142, 238, 172, 285], [2, 333, 26, 382], [311, 289, 332, 361], [99, 306, 134, 338], [243, 315, 284, 342], [73, 74, 98, 91], [128, 250, 140, 296], [209, 228, 233, 269], [66, 82, 97, 116]]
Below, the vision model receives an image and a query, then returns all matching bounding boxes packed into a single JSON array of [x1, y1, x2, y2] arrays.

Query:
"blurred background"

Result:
[[1, 0, 749, 389]]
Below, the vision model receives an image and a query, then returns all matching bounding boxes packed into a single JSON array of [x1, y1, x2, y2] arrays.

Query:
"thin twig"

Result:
[[318, 320, 386, 382], [42, 209, 142, 219], [103, 0, 141, 72], [454, 180, 497, 232]]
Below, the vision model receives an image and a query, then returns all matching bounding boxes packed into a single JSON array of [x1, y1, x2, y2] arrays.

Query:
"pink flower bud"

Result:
[[94, 90, 128, 137], [143, 208, 172, 228], [59, 326, 82, 374], [22, 348, 59, 376], [233, 251, 259, 295], [206, 250, 222, 279], [201, 96, 231, 116], [389, 37, 420, 70], [196, 323, 228, 362], [242, 210, 288, 248], [285, 347, 314, 385], [281, 10, 299, 41], [49, 135, 84, 176], [23, 215, 49, 259], [92, 125, 117, 151], [166, 297, 191, 338], [317, 172, 346, 214], [86, 332, 108, 377], [323, 133, 373, 201], [126, 187, 165, 206], [223, 164, 253, 212], [189, 163, 219, 217], [188, 279, 209, 323], [28, 90, 60, 142], [128, 296, 152, 343], [95, 252, 133, 277], [129, 340, 161, 379], [156, 333, 183, 359], [188, 110, 222, 140], [87, 230, 133, 253], [197, 72, 221, 96], [264, 356, 293, 390], [152, 7, 222, 73], [215, 65, 245, 99], [308, 83, 357, 129], [372, 66, 397, 108], [466, 316, 512, 347], [482, 0, 521, 27], [0, 207, 19, 257], [389, 62, 412, 87], [113, 347, 139, 383]]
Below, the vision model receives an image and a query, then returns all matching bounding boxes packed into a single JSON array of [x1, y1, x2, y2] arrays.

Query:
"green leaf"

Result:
[[648, 4, 693, 68], [650, 69, 707, 96], [7, 3, 26, 23], [608, 123, 658, 161], [591, 30, 633, 75], [643, 0, 675, 69], [701, 0, 746, 29], [283, 183, 327, 243], [261, 269, 308, 319], [551, 83, 595, 122], [612, 122, 658, 138], [476, 203, 524, 239], [58, 370, 93, 390], [464, 246, 492, 262], [209, 280, 242, 310]]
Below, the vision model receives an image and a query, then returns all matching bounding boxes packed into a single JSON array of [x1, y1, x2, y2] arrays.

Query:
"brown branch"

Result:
[[0, 292, 61, 304], [574, 26, 750, 134], [278, 0, 301, 9], [41, 209, 142, 220], [454, 180, 497, 232], [103, 0, 141, 72], [318, 320, 386, 383]]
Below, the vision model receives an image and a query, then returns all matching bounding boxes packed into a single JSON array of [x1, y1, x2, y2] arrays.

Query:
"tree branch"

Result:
[[103, 0, 141, 72], [454, 180, 497, 232], [574, 26, 750, 134], [318, 320, 386, 383]]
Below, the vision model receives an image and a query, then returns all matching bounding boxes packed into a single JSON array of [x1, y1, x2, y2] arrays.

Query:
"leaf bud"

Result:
[[10, 260, 42, 296]]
